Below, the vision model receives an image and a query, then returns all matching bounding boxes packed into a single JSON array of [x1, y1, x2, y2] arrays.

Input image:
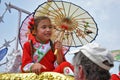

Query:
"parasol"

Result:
[[34, 1, 98, 47]]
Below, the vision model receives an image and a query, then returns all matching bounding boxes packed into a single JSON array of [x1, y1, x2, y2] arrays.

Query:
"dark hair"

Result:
[[73, 51, 111, 80]]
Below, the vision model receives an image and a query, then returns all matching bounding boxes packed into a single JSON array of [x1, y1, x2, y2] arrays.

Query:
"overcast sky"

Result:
[[0, 0, 120, 74]]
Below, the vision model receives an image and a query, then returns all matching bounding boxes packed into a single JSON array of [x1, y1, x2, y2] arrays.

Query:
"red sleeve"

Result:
[[21, 41, 33, 72], [53, 61, 74, 73], [111, 74, 120, 80]]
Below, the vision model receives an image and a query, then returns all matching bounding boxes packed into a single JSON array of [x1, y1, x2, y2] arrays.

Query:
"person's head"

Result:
[[31, 16, 53, 43], [72, 43, 114, 80]]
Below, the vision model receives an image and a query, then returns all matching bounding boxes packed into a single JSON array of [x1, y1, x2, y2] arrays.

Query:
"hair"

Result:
[[73, 51, 112, 80], [31, 16, 51, 35]]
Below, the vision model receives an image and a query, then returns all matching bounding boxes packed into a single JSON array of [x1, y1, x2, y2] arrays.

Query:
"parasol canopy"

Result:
[[34, 1, 98, 47]]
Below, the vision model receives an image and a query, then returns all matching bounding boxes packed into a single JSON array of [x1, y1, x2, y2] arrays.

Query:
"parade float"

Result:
[[0, 0, 98, 79]]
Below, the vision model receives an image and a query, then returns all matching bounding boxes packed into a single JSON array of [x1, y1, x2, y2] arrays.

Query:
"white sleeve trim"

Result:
[[23, 63, 34, 72], [54, 60, 58, 68]]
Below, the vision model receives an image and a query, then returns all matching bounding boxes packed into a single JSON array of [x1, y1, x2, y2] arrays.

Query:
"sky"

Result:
[[0, 0, 120, 74]]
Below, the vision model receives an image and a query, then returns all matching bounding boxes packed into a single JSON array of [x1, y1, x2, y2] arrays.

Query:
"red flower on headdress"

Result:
[[28, 18, 34, 29], [28, 25, 32, 29]]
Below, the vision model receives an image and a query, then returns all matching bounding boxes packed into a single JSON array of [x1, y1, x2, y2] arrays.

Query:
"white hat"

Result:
[[73, 43, 114, 70]]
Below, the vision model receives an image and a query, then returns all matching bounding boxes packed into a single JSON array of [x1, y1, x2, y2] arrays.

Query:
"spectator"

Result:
[[72, 43, 114, 80]]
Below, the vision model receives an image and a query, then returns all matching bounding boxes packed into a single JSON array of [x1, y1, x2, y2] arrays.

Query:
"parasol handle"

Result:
[[54, 49, 58, 55], [54, 31, 64, 55]]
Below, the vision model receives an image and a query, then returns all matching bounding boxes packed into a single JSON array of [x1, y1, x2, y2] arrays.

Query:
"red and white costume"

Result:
[[21, 36, 74, 74]]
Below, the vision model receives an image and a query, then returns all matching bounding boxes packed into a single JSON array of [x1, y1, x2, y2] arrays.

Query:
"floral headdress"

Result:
[[28, 18, 34, 30], [26, 17, 36, 41]]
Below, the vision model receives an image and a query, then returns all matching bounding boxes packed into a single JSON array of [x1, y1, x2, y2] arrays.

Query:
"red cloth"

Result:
[[53, 61, 74, 73], [21, 37, 73, 73], [21, 41, 56, 72], [111, 74, 120, 80]]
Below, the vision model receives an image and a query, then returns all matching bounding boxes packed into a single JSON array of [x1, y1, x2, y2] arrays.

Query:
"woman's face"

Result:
[[36, 19, 53, 42]]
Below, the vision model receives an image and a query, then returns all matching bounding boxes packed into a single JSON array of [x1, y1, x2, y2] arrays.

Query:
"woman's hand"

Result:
[[31, 63, 46, 75]]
